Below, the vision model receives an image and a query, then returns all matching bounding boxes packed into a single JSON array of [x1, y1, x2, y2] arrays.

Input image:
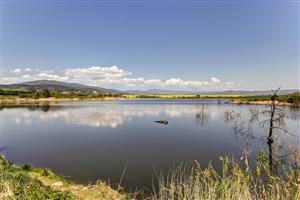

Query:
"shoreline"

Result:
[[0, 97, 119, 104], [0, 97, 299, 108], [229, 99, 299, 107]]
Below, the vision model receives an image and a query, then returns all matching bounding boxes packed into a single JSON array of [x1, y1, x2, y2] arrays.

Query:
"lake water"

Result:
[[1, 99, 299, 191]]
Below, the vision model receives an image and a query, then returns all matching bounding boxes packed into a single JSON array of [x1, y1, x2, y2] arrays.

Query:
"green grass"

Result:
[[0, 156, 76, 199], [0, 156, 132, 200], [237, 92, 300, 103]]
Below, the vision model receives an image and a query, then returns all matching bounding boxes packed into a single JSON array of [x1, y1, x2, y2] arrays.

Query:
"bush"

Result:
[[287, 92, 300, 104], [34, 89, 51, 98]]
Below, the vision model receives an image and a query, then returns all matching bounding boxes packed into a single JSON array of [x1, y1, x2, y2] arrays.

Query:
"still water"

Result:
[[1, 99, 299, 190]]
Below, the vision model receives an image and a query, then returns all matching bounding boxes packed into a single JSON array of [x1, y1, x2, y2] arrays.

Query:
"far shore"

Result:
[[0, 96, 299, 108], [229, 99, 298, 107], [0, 97, 119, 104]]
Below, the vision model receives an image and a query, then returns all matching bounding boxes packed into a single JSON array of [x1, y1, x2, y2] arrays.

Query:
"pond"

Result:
[[1, 99, 299, 191]]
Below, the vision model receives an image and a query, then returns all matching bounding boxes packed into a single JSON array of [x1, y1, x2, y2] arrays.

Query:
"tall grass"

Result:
[[151, 156, 300, 200]]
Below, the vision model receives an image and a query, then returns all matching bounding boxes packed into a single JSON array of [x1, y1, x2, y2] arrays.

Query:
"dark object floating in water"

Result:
[[154, 120, 168, 125]]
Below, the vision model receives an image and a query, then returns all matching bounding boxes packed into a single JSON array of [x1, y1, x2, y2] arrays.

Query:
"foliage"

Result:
[[34, 89, 51, 98], [238, 92, 300, 105], [0, 88, 122, 100]]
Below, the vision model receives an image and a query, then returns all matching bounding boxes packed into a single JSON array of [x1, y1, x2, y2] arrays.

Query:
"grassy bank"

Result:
[[0, 156, 131, 200], [1, 154, 299, 200]]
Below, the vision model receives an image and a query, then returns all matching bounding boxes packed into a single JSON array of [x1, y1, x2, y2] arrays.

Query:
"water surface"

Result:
[[1, 99, 299, 190]]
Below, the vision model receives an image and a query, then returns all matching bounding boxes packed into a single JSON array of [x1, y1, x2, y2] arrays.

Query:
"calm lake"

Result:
[[1, 99, 300, 190]]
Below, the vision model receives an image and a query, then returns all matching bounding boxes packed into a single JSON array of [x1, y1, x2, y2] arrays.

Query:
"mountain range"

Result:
[[0, 80, 298, 95], [0, 80, 119, 94]]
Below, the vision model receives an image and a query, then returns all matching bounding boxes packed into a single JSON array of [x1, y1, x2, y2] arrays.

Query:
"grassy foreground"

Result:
[[1, 154, 300, 200], [0, 156, 131, 200], [153, 155, 300, 200]]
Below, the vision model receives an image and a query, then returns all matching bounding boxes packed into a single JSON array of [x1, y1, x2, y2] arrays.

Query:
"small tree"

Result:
[[34, 89, 51, 98], [225, 87, 295, 173]]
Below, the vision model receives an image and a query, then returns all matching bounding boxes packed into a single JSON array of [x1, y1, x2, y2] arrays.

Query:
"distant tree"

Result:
[[34, 89, 51, 98]]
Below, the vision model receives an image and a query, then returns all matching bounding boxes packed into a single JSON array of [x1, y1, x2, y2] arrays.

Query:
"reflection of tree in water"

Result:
[[288, 107, 300, 120], [26, 104, 51, 112], [224, 109, 256, 157], [0, 104, 51, 112], [195, 98, 208, 127], [39, 104, 50, 112]]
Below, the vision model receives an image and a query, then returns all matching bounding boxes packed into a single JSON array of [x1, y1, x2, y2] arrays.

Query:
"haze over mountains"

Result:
[[0, 80, 298, 95]]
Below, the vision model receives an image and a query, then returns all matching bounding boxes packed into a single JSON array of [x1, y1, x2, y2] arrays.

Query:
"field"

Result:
[[122, 92, 300, 107], [122, 94, 245, 99]]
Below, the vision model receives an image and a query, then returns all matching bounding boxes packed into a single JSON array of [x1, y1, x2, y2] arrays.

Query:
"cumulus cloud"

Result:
[[211, 77, 220, 84], [11, 68, 32, 73], [2, 65, 237, 90], [21, 74, 31, 79], [65, 65, 130, 80], [225, 81, 235, 88], [165, 78, 185, 86], [24, 68, 32, 72], [226, 81, 235, 85], [11, 68, 22, 73], [38, 73, 69, 81]]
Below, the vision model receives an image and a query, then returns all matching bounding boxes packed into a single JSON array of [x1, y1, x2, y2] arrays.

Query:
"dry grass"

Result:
[[151, 156, 300, 200]]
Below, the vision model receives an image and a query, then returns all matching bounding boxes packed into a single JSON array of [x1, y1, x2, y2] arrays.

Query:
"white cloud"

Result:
[[144, 79, 163, 86], [225, 81, 235, 85], [2, 65, 238, 90], [24, 68, 32, 72], [22, 74, 31, 79], [38, 73, 69, 81], [211, 77, 220, 84], [11, 67, 32, 73], [164, 78, 213, 89], [165, 78, 185, 86], [11, 68, 22, 73], [65, 65, 130, 80]]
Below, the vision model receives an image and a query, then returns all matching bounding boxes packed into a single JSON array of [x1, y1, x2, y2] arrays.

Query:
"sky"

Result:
[[1, 0, 299, 91]]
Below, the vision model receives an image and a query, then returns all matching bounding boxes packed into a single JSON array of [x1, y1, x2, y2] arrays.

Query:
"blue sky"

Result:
[[1, 0, 299, 91]]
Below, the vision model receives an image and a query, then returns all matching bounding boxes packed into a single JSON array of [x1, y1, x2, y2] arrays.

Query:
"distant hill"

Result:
[[0, 80, 120, 94], [125, 89, 299, 95], [1, 80, 298, 95]]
